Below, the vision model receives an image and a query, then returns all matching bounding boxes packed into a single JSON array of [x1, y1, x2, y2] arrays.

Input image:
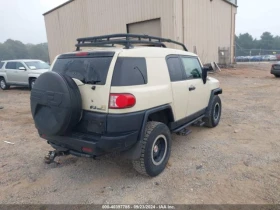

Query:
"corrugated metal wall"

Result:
[[44, 0, 237, 63], [45, 0, 175, 62], [173, 0, 237, 63]]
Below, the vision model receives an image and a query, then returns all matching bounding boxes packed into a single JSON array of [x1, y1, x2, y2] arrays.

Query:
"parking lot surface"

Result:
[[0, 64, 279, 204]]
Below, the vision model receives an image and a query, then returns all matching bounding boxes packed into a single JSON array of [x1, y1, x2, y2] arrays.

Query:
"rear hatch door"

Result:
[[51, 51, 116, 114]]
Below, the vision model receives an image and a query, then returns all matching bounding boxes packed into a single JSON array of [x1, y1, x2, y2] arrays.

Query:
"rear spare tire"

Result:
[[30, 71, 82, 136]]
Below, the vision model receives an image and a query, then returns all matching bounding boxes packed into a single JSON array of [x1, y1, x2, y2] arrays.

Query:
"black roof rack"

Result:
[[75, 34, 188, 51]]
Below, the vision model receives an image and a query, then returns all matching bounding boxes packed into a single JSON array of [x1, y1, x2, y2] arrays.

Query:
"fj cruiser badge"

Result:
[[90, 105, 106, 111]]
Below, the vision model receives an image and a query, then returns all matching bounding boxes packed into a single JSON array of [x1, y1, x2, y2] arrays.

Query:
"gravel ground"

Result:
[[0, 64, 279, 204]]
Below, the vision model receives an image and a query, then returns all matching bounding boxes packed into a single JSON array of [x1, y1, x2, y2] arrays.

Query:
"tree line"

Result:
[[0, 39, 49, 63], [1, 32, 280, 61], [235, 32, 280, 56]]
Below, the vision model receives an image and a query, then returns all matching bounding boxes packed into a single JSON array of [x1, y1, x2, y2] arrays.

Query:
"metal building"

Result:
[[44, 0, 237, 64]]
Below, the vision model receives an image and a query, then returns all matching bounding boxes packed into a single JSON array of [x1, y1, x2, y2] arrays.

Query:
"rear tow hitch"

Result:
[[44, 150, 69, 164]]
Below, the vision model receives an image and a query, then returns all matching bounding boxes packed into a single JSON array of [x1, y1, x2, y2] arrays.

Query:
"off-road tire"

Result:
[[0, 77, 10, 90], [203, 95, 222, 128], [132, 121, 171, 177], [29, 78, 36, 89], [274, 75, 280, 78]]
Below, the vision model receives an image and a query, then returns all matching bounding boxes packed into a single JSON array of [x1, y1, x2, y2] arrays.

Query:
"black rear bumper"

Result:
[[42, 131, 139, 156], [41, 110, 145, 157]]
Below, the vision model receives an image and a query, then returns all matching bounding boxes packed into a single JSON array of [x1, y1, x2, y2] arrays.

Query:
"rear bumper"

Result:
[[40, 110, 145, 157], [42, 131, 139, 156]]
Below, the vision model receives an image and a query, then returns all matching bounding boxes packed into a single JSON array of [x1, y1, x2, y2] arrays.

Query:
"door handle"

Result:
[[189, 85, 196, 91]]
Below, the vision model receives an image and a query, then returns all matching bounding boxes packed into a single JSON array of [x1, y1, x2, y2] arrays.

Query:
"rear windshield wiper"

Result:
[[87, 67, 102, 85], [134, 66, 146, 84]]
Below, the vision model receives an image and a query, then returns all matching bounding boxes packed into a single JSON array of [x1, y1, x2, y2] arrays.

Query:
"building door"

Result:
[[127, 18, 161, 37]]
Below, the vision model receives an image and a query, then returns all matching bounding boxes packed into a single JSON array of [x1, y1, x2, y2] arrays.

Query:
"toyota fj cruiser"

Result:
[[30, 34, 222, 177]]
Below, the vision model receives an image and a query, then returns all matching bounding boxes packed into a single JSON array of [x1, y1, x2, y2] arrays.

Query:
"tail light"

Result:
[[109, 93, 136, 109], [82, 147, 93, 153]]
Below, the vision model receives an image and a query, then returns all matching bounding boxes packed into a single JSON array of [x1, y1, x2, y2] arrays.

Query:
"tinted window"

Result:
[[112, 57, 147, 86], [166, 57, 184, 82], [52, 57, 113, 85], [16, 62, 25, 69], [0, 62, 4, 69], [6, 62, 17, 69], [181, 57, 202, 79]]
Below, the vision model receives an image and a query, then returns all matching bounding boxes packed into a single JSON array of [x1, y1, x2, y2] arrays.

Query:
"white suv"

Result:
[[0, 59, 50, 90], [30, 34, 222, 177]]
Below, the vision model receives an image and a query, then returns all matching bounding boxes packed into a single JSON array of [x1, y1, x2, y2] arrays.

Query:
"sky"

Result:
[[0, 0, 280, 44], [235, 0, 280, 38], [0, 0, 68, 44]]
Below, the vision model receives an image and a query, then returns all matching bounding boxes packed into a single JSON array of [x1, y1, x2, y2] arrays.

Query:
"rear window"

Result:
[[0, 62, 4, 69], [111, 57, 147, 86], [52, 56, 113, 85]]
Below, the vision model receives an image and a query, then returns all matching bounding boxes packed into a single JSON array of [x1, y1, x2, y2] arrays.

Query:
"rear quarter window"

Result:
[[111, 57, 147, 86], [52, 56, 113, 85]]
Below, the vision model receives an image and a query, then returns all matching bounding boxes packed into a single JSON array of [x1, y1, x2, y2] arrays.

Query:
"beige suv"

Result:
[[30, 34, 222, 177], [0, 59, 50, 90]]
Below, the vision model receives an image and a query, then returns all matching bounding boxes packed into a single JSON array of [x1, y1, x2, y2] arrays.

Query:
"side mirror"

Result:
[[202, 67, 209, 84], [19, 67, 26, 70]]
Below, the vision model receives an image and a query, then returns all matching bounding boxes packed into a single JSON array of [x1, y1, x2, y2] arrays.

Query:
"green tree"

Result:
[[235, 32, 280, 56], [0, 43, 13, 60], [260, 32, 274, 50], [273, 36, 280, 49], [0, 39, 49, 62], [26, 43, 49, 62], [235, 33, 257, 56], [237, 33, 255, 49], [4, 39, 29, 59]]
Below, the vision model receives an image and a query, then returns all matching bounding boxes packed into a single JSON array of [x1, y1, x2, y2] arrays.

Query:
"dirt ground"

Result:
[[0, 63, 279, 204]]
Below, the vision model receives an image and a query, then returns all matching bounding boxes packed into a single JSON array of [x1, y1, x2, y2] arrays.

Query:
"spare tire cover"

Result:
[[30, 71, 82, 136]]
